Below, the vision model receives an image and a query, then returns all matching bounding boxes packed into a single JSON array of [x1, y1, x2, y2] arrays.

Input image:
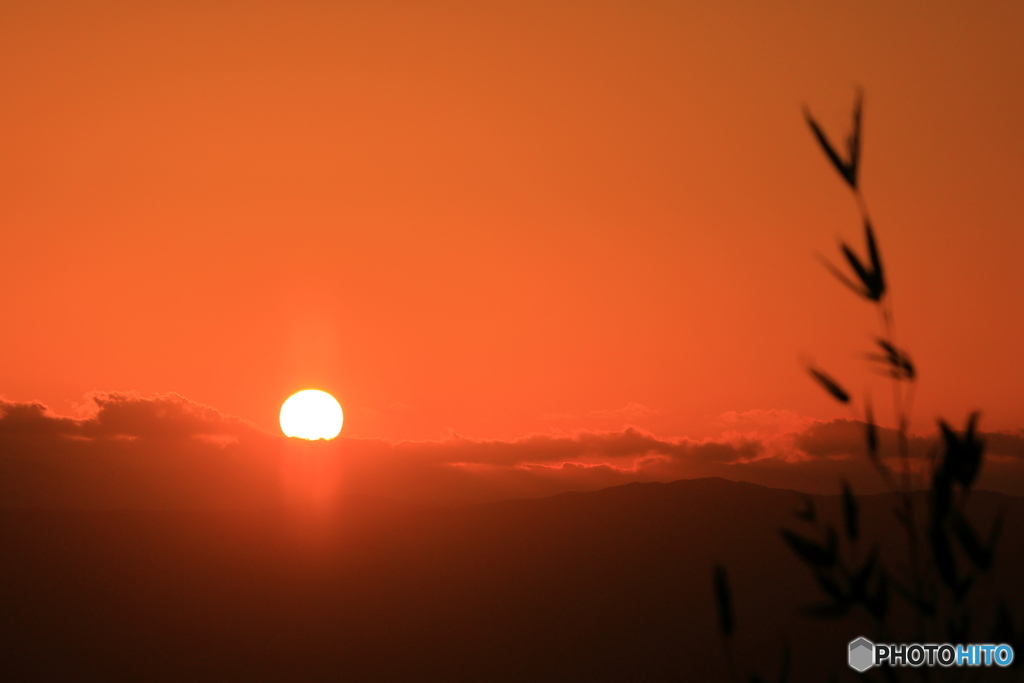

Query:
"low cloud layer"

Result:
[[2, 393, 1023, 510]]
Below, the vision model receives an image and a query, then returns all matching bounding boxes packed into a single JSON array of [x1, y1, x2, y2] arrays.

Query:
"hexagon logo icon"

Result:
[[849, 637, 874, 672]]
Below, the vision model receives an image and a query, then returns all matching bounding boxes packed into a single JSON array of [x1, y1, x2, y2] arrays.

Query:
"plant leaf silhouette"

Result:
[[949, 510, 993, 571], [864, 401, 878, 458], [930, 525, 972, 601], [939, 413, 984, 489], [713, 564, 735, 638], [814, 571, 847, 604], [849, 549, 877, 601], [808, 367, 850, 403], [780, 528, 837, 568], [867, 338, 914, 380], [803, 89, 862, 190], [825, 219, 885, 302], [817, 255, 868, 301], [931, 468, 953, 524], [891, 577, 935, 618], [862, 400, 896, 487]]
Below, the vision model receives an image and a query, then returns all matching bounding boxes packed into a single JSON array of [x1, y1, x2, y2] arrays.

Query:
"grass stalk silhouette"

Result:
[[712, 91, 1021, 681]]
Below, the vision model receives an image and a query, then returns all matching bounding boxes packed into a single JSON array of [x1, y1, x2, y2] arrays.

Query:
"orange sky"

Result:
[[2, 0, 1022, 444]]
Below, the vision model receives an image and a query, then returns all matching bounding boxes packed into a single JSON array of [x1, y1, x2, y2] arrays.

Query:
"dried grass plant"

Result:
[[712, 91, 1021, 682]]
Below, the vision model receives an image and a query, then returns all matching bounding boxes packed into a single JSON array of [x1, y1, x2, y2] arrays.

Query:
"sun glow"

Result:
[[279, 390, 344, 440]]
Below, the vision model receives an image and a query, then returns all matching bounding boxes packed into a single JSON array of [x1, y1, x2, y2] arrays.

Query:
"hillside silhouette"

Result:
[[2, 478, 1021, 682]]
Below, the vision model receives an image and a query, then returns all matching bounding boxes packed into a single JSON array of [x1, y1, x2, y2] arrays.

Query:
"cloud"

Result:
[[795, 418, 933, 459], [0, 392, 280, 510], [796, 418, 1024, 461], [1, 393, 1023, 510]]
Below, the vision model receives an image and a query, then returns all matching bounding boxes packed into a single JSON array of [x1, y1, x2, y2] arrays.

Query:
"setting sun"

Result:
[[279, 390, 344, 440]]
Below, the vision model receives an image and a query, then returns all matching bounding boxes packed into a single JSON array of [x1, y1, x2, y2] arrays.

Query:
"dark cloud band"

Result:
[[1, 393, 1022, 510]]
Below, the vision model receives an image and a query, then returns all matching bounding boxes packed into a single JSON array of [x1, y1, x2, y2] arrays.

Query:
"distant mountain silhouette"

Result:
[[1, 478, 1021, 682]]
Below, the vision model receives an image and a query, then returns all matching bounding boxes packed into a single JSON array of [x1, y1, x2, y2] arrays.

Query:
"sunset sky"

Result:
[[1, 1, 1022, 505]]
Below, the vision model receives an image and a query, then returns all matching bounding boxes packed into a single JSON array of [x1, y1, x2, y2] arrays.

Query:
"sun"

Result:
[[280, 390, 344, 440]]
